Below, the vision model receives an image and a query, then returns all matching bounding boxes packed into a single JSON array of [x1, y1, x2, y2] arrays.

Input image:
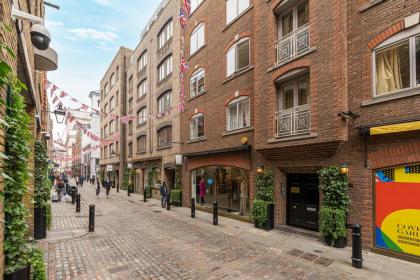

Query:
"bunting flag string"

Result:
[[177, 0, 191, 112]]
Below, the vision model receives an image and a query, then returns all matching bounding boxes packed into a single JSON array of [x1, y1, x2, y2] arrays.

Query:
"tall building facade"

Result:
[[84, 90, 101, 179], [126, 0, 181, 197], [100, 47, 133, 189]]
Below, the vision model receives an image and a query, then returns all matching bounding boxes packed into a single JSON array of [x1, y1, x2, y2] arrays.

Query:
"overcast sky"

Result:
[[45, 0, 160, 139]]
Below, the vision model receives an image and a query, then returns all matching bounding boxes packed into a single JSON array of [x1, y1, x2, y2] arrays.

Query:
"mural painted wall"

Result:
[[375, 164, 420, 257]]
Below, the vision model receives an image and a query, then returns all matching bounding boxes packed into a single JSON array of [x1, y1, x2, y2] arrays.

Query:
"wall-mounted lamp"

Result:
[[240, 136, 248, 145], [256, 165, 264, 174], [340, 163, 349, 175], [338, 111, 360, 120]]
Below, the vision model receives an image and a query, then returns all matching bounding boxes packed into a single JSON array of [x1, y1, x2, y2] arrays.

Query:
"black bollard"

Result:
[[128, 185, 130, 196], [191, 198, 195, 218], [166, 193, 171, 211], [76, 193, 81, 213], [213, 201, 218, 225], [351, 223, 363, 269], [143, 189, 147, 202], [88, 204, 95, 232], [71, 189, 76, 204], [116, 182, 119, 193]]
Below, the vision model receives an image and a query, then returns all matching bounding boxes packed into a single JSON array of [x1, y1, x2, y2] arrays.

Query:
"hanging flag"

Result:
[[50, 85, 58, 97], [70, 97, 78, 102], [52, 96, 58, 104], [180, 57, 189, 73], [80, 104, 89, 110], [59, 91, 67, 98], [183, 0, 191, 16], [178, 8, 187, 29]]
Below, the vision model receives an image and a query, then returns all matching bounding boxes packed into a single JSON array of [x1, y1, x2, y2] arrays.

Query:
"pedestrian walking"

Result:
[[104, 178, 111, 198], [55, 176, 65, 202], [199, 178, 206, 205], [76, 175, 79, 186], [160, 181, 168, 208], [91, 175, 96, 185], [63, 174, 69, 194], [96, 177, 101, 197], [79, 175, 85, 187]]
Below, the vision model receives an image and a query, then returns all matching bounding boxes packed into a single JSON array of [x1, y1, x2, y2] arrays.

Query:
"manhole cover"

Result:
[[314, 257, 334, 267], [300, 253, 319, 262], [153, 210, 162, 213], [287, 249, 305, 257]]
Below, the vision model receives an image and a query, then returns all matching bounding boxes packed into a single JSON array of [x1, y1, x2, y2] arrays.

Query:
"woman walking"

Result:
[[96, 177, 101, 197], [199, 178, 206, 205]]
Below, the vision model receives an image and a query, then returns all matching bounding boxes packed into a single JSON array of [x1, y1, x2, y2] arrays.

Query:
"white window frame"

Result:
[[226, 96, 250, 131], [190, 68, 205, 97], [137, 107, 147, 125], [159, 20, 173, 49], [226, 0, 250, 25], [190, 113, 205, 140], [138, 51, 147, 72], [191, 0, 204, 13], [109, 120, 114, 134], [158, 91, 172, 113], [158, 56, 173, 82], [278, 0, 309, 39], [277, 75, 310, 112], [226, 37, 250, 77], [138, 79, 147, 98], [109, 97, 115, 111], [110, 73, 115, 87], [105, 83, 109, 95], [372, 25, 420, 97], [190, 23, 205, 55]]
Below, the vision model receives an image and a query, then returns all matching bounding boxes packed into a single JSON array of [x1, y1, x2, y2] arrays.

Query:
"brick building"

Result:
[[180, 0, 256, 218], [126, 0, 182, 198], [0, 0, 58, 274], [100, 47, 133, 189]]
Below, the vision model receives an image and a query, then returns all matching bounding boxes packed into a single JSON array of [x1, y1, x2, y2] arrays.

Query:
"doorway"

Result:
[[287, 174, 319, 231]]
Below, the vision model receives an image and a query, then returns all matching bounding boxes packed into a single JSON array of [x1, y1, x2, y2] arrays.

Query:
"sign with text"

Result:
[[106, 165, 113, 172], [176, 154, 183, 165], [375, 164, 420, 257]]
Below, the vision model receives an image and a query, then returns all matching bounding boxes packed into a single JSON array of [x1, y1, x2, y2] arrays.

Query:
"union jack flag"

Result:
[[180, 57, 189, 73], [80, 104, 89, 110], [70, 97, 78, 102], [178, 8, 187, 29], [50, 85, 58, 97], [59, 91, 67, 98], [183, 0, 191, 16]]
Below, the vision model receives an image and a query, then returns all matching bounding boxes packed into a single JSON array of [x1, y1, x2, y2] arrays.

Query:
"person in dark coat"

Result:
[[96, 177, 101, 197], [79, 175, 85, 187], [160, 181, 168, 208], [199, 178, 206, 205], [104, 178, 111, 198]]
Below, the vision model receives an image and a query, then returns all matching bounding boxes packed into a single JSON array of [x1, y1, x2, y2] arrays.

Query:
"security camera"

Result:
[[30, 24, 51, 50], [44, 133, 51, 140]]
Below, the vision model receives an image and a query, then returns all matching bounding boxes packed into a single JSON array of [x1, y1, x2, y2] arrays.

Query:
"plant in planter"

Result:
[[2, 75, 32, 278], [252, 170, 275, 230], [29, 247, 46, 280], [318, 166, 351, 248], [146, 169, 156, 198], [170, 166, 182, 206]]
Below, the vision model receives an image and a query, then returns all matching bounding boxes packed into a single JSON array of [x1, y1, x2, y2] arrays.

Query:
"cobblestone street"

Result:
[[41, 183, 418, 280]]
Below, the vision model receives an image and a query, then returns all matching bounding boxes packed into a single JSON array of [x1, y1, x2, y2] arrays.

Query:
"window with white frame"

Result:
[[157, 126, 172, 148], [138, 51, 147, 72], [226, 96, 250, 131], [104, 124, 108, 137], [226, 0, 250, 24], [277, 76, 309, 111], [191, 0, 204, 13], [158, 91, 172, 113], [109, 96, 115, 111], [109, 120, 114, 134], [110, 73, 115, 87], [137, 107, 147, 125], [190, 113, 205, 140], [226, 38, 250, 77], [374, 29, 420, 96], [105, 83, 109, 95], [158, 56, 173, 82], [158, 20, 173, 49], [109, 143, 114, 156], [190, 23, 205, 55], [278, 0, 309, 39], [190, 68, 205, 97], [137, 79, 147, 98]]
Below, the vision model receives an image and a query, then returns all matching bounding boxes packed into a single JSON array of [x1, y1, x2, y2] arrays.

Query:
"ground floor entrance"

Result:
[[286, 174, 319, 231], [191, 166, 250, 216]]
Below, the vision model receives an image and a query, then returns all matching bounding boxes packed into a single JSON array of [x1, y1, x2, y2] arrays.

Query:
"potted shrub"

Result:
[[252, 170, 275, 230], [170, 166, 182, 206], [318, 166, 350, 248]]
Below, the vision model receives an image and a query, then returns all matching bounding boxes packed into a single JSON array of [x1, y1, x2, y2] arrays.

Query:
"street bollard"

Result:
[[128, 186, 130, 196], [166, 193, 171, 211], [116, 182, 119, 193], [191, 198, 195, 218], [71, 189, 76, 204], [351, 223, 363, 269], [76, 194, 81, 213], [213, 201, 218, 225], [143, 189, 147, 202], [88, 204, 95, 232]]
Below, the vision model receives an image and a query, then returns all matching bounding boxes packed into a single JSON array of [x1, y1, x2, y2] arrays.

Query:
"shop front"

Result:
[[191, 166, 250, 216]]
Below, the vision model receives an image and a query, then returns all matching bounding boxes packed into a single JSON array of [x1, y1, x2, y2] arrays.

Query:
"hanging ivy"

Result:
[[170, 166, 182, 206], [252, 170, 275, 227], [146, 169, 156, 198], [35, 140, 52, 229]]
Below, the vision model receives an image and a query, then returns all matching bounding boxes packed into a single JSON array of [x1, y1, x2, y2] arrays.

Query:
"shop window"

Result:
[[374, 27, 420, 96], [190, 113, 205, 140], [190, 68, 205, 97], [226, 96, 250, 131], [157, 126, 172, 148], [227, 38, 250, 77]]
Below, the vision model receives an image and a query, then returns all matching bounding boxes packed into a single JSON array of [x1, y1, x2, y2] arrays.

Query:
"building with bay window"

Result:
[[125, 0, 182, 197]]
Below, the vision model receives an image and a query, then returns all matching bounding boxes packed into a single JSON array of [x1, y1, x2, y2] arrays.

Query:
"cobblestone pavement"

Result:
[[43, 184, 360, 280]]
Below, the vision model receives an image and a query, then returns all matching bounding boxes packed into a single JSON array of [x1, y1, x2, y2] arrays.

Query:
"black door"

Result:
[[287, 174, 319, 231]]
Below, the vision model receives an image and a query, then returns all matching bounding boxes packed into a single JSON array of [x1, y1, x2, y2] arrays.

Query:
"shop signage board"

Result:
[[106, 165, 113, 172], [375, 164, 420, 257]]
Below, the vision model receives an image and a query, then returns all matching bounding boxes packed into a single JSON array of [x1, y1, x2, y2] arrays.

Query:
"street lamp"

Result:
[[340, 163, 349, 175], [53, 103, 66, 124]]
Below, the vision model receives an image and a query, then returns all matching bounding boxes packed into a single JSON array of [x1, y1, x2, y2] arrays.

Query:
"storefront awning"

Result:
[[370, 121, 420, 135]]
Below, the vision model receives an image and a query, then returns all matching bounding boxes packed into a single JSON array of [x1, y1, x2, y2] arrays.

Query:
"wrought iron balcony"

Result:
[[275, 107, 310, 138], [276, 25, 310, 65]]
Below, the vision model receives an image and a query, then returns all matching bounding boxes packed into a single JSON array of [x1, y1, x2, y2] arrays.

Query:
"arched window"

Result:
[[226, 96, 250, 131], [190, 23, 205, 55], [157, 126, 172, 148], [190, 68, 205, 97], [158, 55, 172, 82], [373, 25, 420, 96], [190, 113, 205, 140], [137, 79, 147, 98], [137, 107, 147, 125], [226, 37, 250, 77], [158, 91, 172, 113], [158, 20, 173, 49]]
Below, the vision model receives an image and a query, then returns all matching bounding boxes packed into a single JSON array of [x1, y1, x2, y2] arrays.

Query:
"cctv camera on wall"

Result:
[[30, 24, 51, 50]]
